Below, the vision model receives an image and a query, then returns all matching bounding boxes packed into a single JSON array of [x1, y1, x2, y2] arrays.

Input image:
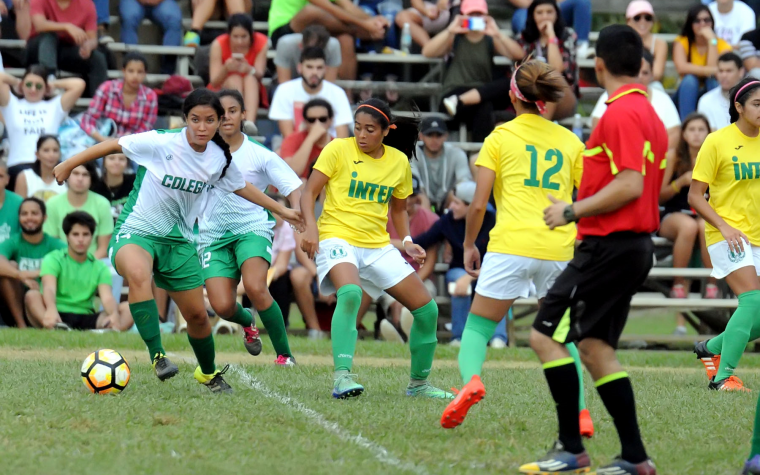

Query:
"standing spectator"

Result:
[[673, 5, 732, 120], [269, 47, 352, 138], [698, 52, 745, 130], [739, 28, 760, 76], [80, 53, 158, 141], [509, 0, 592, 59], [626, 0, 667, 84], [15, 135, 67, 202], [281, 98, 334, 178], [0, 66, 84, 186], [411, 116, 471, 213], [208, 14, 267, 128], [394, 0, 451, 49], [0, 163, 23, 244], [0, 197, 65, 328], [274, 25, 341, 82], [184, 0, 251, 47], [90, 153, 135, 224], [708, 0, 755, 46], [119, 0, 183, 75], [27, 0, 108, 96]]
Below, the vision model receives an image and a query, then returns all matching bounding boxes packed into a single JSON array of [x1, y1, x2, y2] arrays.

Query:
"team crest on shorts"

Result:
[[330, 247, 348, 259], [728, 247, 746, 263]]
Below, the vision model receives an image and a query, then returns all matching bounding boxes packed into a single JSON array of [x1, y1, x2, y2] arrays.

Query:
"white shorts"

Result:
[[474, 252, 568, 300], [707, 240, 760, 279], [316, 238, 415, 299]]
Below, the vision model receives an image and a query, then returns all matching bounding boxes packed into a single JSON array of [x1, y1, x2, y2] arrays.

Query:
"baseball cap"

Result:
[[420, 116, 447, 135], [454, 181, 476, 204], [626, 0, 654, 19], [461, 0, 488, 16]]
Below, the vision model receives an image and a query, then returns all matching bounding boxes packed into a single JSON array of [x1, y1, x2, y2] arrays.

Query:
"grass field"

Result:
[[0, 327, 754, 475]]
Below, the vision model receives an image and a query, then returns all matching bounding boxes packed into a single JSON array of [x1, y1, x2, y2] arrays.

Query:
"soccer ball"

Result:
[[81, 349, 131, 394]]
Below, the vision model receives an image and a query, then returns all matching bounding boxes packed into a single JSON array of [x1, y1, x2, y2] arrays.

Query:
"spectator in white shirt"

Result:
[[269, 46, 352, 138], [708, 0, 755, 46], [698, 52, 745, 130]]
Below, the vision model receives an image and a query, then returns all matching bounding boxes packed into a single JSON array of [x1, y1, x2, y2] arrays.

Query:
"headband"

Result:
[[735, 81, 760, 102], [356, 104, 397, 129], [510, 64, 546, 114]]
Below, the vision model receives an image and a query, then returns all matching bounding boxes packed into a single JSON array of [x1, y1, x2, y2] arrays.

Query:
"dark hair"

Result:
[[103, 153, 131, 177], [513, 60, 566, 111], [300, 46, 326, 64], [32, 135, 60, 177], [217, 89, 246, 132], [62, 211, 96, 236], [302, 25, 330, 50], [642, 49, 654, 68], [122, 52, 148, 70], [354, 98, 420, 161], [23, 64, 48, 83], [19, 196, 46, 217], [596, 24, 643, 78], [718, 52, 743, 70], [675, 113, 710, 177], [227, 13, 254, 37], [302, 98, 334, 120], [182, 88, 234, 179], [681, 5, 715, 63], [522, 0, 566, 44], [729, 77, 760, 123]]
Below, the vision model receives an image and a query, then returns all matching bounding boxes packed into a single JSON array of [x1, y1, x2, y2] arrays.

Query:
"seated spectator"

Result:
[[208, 14, 267, 128], [26, 211, 131, 330], [698, 52, 745, 130], [281, 98, 334, 178], [15, 135, 67, 201], [0, 0, 33, 69], [739, 27, 760, 76], [423, 0, 523, 141], [274, 25, 341, 82], [80, 53, 158, 142], [91, 0, 112, 43], [184, 0, 251, 47], [0, 197, 65, 327], [709, 0, 755, 46], [0, 163, 23, 244], [27, 0, 108, 96], [591, 50, 681, 150], [395, 0, 451, 49], [90, 153, 135, 224], [0, 66, 84, 186], [411, 116, 471, 213], [119, 0, 182, 74], [269, 47, 352, 138], [660, 113, 717, 335], [673, 5, 732, 120], [509, 0, 591, 59], [626, 0, 667, 84]]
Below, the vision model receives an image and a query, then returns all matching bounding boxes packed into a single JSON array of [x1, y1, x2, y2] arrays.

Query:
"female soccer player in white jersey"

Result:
[[439, 60, 593, 437], [54, 89, 303, 393], [199, 89, 302, 366], [301, 98, 452, 399]]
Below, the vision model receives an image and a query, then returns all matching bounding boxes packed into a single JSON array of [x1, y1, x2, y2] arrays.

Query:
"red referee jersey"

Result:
[[577, 84, 668, 239]]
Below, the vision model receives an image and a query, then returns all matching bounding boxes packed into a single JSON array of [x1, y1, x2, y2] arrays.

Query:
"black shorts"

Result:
[[532, 232, 654, 349], [270, 23, 295, 48], [59, 312, 99, 330]]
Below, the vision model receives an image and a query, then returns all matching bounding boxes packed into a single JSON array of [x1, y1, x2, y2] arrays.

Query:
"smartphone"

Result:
[[461, 16, 486, 31], [232, 53, 245, 60]]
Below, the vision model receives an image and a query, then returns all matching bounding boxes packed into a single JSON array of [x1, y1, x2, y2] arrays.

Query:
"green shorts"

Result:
[[109, 232, 203, 292], [200, 232, 272, 281]]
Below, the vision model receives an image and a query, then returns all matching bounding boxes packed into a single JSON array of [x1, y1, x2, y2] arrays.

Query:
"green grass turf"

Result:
[[0, 329, 756, 475]]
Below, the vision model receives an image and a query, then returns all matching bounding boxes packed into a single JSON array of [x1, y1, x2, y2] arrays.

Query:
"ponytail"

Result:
[[354, 98, 420, 161], [211, 131, 233, 179], [513, 59, 566, 111]]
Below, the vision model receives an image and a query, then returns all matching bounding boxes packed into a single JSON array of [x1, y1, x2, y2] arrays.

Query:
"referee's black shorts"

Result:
[[532, 232, 654, 349]]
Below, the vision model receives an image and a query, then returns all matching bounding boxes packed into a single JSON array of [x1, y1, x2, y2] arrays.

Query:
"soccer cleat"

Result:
[[275, 355, 297, 367], [709, 375, 751, 392], [694, 340, 720, 381], [595, 457, 656, 474], [332, 373, 364, 399], [407, 381, 454, 399], [243, 318, 262, 356], [743, 454, 760, 474], [152, 353, 179, 381], [519, 441, 591, 474], [441, 375, 485, 429], [194, 364, 233, 393], [183, 31, 200, 47], [579, 409, 594, 439]]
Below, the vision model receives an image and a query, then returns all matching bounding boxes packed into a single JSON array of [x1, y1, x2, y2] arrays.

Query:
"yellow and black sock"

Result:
[[596, 372, 648, 464], [543, 357, 584, 454]]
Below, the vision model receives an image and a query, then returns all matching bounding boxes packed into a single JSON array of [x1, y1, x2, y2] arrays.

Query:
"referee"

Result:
[[519, 25, 664, 475]]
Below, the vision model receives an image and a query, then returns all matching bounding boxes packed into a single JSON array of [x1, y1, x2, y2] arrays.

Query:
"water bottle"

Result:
[[572, 113, 584, 140], [401, 23, 412, 54]]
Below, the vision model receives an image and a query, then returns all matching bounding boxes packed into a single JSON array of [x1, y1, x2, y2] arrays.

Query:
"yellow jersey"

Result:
[[313, 138, 413, 248], [475, 113, 584, 261], [692, 124, 760, 247]]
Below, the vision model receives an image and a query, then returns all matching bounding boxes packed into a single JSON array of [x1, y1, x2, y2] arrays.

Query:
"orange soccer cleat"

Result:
[[440, 375, 485, 429], [710, 375, 751, 392], [694, 340, 721, 381]]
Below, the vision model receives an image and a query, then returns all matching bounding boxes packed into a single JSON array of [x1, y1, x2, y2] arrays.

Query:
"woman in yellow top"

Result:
[[690, 76, 760, 393], [300, 98, 452, 400], [440, 60, 592, 436], [673, 4, 732, 119]]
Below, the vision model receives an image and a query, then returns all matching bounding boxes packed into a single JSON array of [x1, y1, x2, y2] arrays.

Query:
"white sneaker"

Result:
[[242, 120, 258, 136], [673, 326, 688, 336], [576, 41, 594, 59], [443, 95, 458, 116], [490, 337, 507, 349], [308, 328, 326, 340], [449, 339, 461, 347], [380, 319, 405, 343], [400, 307, 414, 337]]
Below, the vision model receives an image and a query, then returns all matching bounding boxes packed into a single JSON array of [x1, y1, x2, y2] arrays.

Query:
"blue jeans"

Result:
[[92, 0, 110, 25], [511, 0, 591, 42], [675, 74, 718, 120], [360, 0, 400, 48], [120, 0, 182, 73], [446, 267, 508, 342]]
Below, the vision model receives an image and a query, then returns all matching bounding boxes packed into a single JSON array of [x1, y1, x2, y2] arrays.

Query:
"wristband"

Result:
[[710, 38, 718, 46], [402, 235, 413, 246], [548, 37, 559, 45], [671, 180, 680, 192]]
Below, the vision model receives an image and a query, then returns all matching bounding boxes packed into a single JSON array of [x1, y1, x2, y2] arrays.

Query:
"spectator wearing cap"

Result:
[[626, 0, 667, 84], [708, 0, 755, 47], [698, 51, 745, 130], [411, 116, 472, 213], [281, 98, 334, 178], [413, 181, 508, 347]]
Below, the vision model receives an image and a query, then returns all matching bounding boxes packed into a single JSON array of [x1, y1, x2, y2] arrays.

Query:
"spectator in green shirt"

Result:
[[27, 211, 132, 331], [0, 197, 65, 328], [0, 163, 24, 244]]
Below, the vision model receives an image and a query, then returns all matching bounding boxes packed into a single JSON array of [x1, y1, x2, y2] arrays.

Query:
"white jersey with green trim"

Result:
[[115, 128, 246, 243], [198, 135, 302, 248]]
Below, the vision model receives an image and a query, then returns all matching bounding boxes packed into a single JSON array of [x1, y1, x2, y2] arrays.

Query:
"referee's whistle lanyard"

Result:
[[418, 145, 447, 205]]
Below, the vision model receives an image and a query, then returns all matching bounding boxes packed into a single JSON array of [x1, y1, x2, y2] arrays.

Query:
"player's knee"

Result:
[[243, 280, 270, 309], [209, 296, 236, 318], [182, 307, 209, 326], [336, 284, 362, 313], [124, 268, 152, 291]]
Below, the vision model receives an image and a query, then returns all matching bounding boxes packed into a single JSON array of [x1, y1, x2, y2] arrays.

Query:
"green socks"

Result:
[[226, 303, 254, 327], [458, 313, 497, 383], [566, 342, 586, 411], [409, 300, 438, 380], [130, 299, 164, 360], [715, 290, 760, 381], [331, 284, 363, 372], [258, 301, 292, 357], [188, 333, 216, 375]]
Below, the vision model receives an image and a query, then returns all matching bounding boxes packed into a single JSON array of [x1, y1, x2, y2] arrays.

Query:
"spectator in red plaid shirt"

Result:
[[79, 52, 158, 142]]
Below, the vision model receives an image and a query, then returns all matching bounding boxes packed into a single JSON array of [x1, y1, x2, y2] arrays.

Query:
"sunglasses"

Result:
[[24, 82, 44, 91], [633, 14, 653, 22], [693, 17, 712, 24], [305, 116, 329, 123]]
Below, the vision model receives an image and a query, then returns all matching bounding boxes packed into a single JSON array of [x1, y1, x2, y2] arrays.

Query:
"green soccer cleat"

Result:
[[406, 381, 455, 399], [332, 373, 364, 399], [152, 353, 179, 381], [194, 364, 233, 394]]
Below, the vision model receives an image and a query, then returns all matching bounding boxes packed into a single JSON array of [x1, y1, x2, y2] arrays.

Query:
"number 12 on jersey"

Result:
[[524, 145, 563, 190]]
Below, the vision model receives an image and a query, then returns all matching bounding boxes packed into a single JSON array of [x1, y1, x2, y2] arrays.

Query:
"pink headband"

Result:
[[510, 64, 546, 114], [735, 81, 760, 101]]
